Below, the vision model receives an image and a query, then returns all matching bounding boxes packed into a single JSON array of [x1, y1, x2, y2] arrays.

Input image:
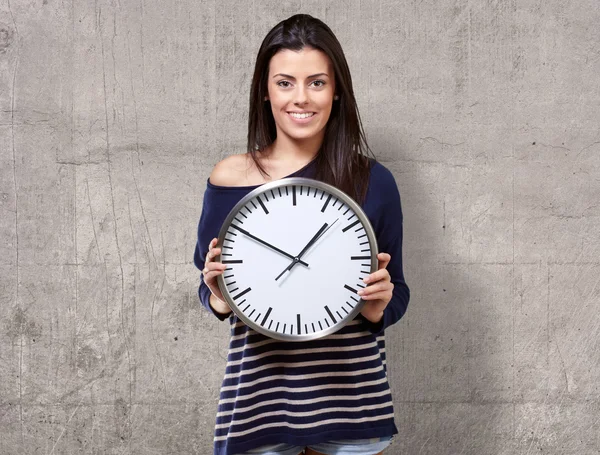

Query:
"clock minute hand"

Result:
[[230, 224, 309, 267], [275, 220, 338, 281]]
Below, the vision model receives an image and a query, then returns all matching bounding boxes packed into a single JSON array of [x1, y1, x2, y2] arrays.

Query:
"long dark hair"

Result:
[[247, 14, 375, 205]]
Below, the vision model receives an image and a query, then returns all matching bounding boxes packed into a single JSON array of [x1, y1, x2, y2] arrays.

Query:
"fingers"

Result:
[[358, 281, 394, 300], [377, 252, 391, 270], [362, 268, 390, 285], [206, 238, 221, 263], [203, 237, 225, 281], [203, 261, 227, 276], [207, 246, 221, 262]]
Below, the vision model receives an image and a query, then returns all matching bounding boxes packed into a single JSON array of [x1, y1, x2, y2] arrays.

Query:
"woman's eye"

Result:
[[276, 80, 326, 88]]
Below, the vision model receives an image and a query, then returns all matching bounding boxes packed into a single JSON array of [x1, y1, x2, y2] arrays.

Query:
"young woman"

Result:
[[193, 14, 410, 455]]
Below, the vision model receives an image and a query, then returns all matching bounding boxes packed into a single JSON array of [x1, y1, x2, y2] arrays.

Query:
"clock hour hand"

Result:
[[274, 219, 339, 281], [230, 224, 309, 267]]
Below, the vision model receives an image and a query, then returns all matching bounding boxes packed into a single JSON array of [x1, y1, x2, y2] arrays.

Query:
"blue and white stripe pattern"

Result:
[[212, 315, 396, 454]]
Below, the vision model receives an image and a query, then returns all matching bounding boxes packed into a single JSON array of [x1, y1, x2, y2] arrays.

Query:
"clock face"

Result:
[[216, 177, 378, 341]]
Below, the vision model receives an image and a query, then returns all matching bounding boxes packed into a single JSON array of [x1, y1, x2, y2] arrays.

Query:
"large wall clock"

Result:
[[216, 177, 378, 341]]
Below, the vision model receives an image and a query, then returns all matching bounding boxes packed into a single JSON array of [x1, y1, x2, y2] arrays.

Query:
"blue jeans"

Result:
[[236, 435, 393, 455]]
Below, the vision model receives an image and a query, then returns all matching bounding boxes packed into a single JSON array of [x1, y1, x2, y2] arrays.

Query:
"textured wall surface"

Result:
[[1, 0, 599, 453]]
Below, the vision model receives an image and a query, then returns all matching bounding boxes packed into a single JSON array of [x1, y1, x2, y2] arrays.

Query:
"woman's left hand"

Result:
[[358, 252, 394, 324]]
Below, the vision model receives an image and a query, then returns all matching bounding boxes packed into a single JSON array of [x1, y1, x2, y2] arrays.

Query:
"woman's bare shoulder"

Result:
[[208, 153, 254, 186]]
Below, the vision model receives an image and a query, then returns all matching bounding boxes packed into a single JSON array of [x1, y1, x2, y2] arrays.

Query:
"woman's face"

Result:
[[265, 47, 336, 146]]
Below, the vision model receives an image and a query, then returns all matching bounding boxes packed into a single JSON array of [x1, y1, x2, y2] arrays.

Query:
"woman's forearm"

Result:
[[209, 293, 232, 317]]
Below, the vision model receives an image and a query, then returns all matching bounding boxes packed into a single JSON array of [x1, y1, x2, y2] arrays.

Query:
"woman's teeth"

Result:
[[289, 112, 315, 119]]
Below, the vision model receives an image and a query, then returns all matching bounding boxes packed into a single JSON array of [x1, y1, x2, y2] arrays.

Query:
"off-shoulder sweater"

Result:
[[193, 156, 410, 455]]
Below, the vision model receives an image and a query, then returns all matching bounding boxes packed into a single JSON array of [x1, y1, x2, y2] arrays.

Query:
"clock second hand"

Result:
[[274, 218, 339, 282]]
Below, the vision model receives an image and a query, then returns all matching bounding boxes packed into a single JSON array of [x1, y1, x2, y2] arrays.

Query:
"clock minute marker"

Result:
[[261, 307, 273, 326], [257, 196, 269, 214], [233, 287, 251, 300], [344, 284, 357, 294], [342, 219, 360, 232], [321, 194, 332, 212], [324, 305, 337, 324]]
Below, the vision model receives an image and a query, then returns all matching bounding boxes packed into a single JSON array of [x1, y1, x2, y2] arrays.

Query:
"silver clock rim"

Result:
[[215, 177, 379, 342]]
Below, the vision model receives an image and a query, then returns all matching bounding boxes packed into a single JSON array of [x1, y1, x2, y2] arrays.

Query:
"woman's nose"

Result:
[[294, 85, 309, 105]]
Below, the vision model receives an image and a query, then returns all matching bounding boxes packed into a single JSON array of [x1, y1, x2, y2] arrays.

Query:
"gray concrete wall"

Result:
[[1, 0, 598, 453]]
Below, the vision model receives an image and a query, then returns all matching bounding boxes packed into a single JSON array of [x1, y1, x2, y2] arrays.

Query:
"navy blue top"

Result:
[[193, 156, 410, 454]]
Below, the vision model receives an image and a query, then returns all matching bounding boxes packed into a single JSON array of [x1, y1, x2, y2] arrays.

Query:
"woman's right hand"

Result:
[[202, 238, 231, 312]]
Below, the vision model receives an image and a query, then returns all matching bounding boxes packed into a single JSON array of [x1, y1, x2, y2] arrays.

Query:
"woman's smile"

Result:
[[287, 111, 317, 123]]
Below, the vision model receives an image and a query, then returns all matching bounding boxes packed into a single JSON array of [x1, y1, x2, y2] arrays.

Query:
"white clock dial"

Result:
[[216, 177, 378, 341]]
